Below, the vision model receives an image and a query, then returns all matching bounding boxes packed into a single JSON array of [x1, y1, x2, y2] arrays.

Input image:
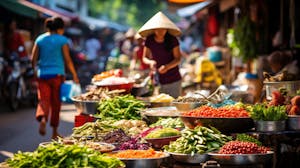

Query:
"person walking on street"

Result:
[[138, 11, 182, 98], [31, 17, 79, 140]]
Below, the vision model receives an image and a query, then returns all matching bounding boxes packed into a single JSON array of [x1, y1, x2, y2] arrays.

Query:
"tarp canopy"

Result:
[[177, 0, 214, 17], [0, 0, 38, 19], [0, 0, 78, 23]]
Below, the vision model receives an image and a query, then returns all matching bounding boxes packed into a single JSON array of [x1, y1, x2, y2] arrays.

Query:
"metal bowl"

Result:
[[150, 102, 172, 108], [94, 82, 134, 94], [180, 116, 254, 133], [171, 101, 206, 111], [115, 151, 169, 168], [264, 80, 300, 100], [287, 115, 300, 131], [140, 106, 180, 124], [208, 151, 274, 165], [255, 120, 286, 132], [83, 142, 116, 153], [145, 136, 181, 149], [71, 97, 99, 114], [167, 152, 209, 164]]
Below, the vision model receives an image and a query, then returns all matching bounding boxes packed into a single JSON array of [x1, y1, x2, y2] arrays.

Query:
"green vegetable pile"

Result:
[[249, 103, 288, 121], [164, 126, 231, 155], [72, 120, 117, 141], [6, 142, 124, 168], [145, 128, 181, 139], [236, 133, 262, 146], [150, 117, 184, 129], [96, 94, 145, 120]]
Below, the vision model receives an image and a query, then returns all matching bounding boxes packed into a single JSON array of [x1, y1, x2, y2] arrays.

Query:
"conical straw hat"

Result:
[[138, 11, 181, 37], [125, 28, 136, 38]]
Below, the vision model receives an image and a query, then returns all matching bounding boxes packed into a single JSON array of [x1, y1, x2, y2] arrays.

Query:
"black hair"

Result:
[[45, 18, 54, 30], [52, 17, 64, 29], [44, 17, 64, 31]]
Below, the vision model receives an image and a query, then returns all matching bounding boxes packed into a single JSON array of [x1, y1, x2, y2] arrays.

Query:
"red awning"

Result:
[[18, 0, 78, 23]]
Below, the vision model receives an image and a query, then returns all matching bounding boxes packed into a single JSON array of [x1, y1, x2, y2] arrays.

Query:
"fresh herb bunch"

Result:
[[236, 133, 262, 146], [6, 142, 125, 168], [249, 103, 288, 121]]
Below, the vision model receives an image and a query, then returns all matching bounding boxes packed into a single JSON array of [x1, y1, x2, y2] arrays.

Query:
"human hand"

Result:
[[158, 65, 168, 74], [149, 60, 157, 69], [73, 75, 80, 84]]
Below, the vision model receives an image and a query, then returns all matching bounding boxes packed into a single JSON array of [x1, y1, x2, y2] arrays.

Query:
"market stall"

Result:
[[3, 69, 300, 168]]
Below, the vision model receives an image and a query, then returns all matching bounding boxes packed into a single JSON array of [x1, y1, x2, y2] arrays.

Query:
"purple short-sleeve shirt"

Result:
[[145, 34, 181, 84]]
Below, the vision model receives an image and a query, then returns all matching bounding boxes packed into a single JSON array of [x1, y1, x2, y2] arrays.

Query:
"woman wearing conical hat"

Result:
[[138, 11, 182, 98]]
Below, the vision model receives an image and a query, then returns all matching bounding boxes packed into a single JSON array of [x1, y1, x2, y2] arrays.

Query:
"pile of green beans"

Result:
[[96, 94, 145, 120]]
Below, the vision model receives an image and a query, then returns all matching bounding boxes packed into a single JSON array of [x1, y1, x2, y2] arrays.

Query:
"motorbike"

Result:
[[4, 51, 37, 111]]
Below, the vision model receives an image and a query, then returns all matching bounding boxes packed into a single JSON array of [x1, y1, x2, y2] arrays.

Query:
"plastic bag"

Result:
[[60, 80, 81, 103]]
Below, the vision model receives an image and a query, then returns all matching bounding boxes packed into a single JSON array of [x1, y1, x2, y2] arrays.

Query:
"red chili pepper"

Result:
[[181, 105, 249, 118]]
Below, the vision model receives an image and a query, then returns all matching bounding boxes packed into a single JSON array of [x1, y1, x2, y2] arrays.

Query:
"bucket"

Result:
[[264, 81, 300, 100], [74, 114, 95, 127], [255, 120, 286, 132], [60, 81, 81, 103]]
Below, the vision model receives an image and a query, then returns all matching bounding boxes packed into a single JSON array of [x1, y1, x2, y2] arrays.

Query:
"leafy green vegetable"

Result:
[[227, 16, 257, 62], [96, 94, 145, 120], [6, 142, 124, 168], [236, 133, 262, 146], [249, 103, 288, 121]]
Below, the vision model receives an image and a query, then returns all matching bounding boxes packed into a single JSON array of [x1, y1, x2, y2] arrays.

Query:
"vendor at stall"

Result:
[[138, 11, 182, 98]]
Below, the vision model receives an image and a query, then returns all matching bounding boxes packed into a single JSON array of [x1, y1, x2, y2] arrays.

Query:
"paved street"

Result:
[[0, 102, 77, 162]]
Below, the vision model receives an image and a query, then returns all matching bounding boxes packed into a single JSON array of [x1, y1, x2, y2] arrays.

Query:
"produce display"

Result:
[[149, 93, 175, 102], [236, 133, 262, 146], [6, 142, 124, 168], [72, 87, 125, 101], [263, 70, 297, 82], [72, 120, 117, 141], [182, 105, 249, 118], [207, 99, 237, 108], [249, 103, 288, 121], [92, 69, 123, 82], [102, 129, 131, 144], [150, 117, 184, 129], [108, 149, 165, 159], [93, 76, 133, 86], [7, 76, 292, 167], [288, 95, 300, 115], [84, 142, 116, 153], [145, 128, 181, 139], [72, 119, 147, 141], [118, 138, 150, 150], [174, 96, 208, 103], [218, 141, 269, 154], [164, 126, 231, 155], [96, 95, 145, 120]]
